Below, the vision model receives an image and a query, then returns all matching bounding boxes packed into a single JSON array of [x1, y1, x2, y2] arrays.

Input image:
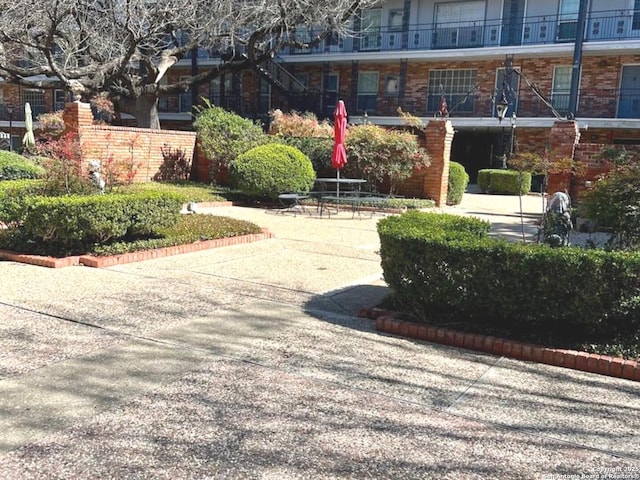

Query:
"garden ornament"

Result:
[[88, 160, 105, 194], [542, 191, 572, 247]]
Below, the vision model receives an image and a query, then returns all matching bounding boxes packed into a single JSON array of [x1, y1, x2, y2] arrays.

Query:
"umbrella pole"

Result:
[[336, 169, 340, 198]]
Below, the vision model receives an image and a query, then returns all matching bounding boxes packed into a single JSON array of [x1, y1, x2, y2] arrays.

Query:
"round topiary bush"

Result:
[[0, 151, 45, 180], [230, 144, 316, 200], [447, 161, 469, 205]]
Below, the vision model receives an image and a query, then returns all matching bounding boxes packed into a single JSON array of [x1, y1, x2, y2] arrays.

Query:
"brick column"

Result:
[[62, 101, 93, 135], [547, 120, 580, 195], [423, 119, 454, 206]]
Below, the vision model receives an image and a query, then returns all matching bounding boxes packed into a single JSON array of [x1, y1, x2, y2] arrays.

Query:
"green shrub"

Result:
[[447, 161, 469, 205], [193, 101, 268, 181], [230, 144, 315, 200], [378, 211, 640, 339], [278, 136, 333, 173], [16, 191, 182, 253], [0, 179, 46, 222], [477, 169, 531, 195], [578, 162, 640, 250], [0, 151, 45, 180], [344, 124, 430, 194]]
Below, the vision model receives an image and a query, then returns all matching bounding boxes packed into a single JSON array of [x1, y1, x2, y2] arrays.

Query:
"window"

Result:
[[54, 90, 68, 111], [388, 9, 404, 31], [557, 0, 579, 40], [258, 77, 271, 113], [427, 69, 476, 113], [551, 66, 573, 112], [634, 0, 640, 30], [360, 9, 382, 50], [179, 76, 192, 113], [324, 73, 339, 116], [292, 73, 308, 93], [357, 72, 378, 112], [434, 1, 486, 48], [385, 75, 399, 96], [209, 76, 234, 108], [22, 89, 46, 116]]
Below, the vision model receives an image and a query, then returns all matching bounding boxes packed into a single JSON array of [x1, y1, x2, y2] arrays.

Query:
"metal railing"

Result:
[[277, 9, 640, 55]]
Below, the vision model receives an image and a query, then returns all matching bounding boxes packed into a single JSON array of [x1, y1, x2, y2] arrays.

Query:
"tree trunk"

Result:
[[134, 94, 161, 129]]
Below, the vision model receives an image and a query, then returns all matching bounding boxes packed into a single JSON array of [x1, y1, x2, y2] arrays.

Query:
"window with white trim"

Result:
[[357, 72, 378, 112], [22, 89, 46, 116], [427, 69, 476, 113], [551, 66, 573, 112]]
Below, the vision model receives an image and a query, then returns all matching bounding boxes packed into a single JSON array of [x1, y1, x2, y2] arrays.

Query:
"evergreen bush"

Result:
[[477, 169, 531, 195], [0, 151, 45, 180], [0, 179, 46, 222], [378, 211, 640, 338], [230, 144, 315, 200], [193, 101, 268, 182], [447, 161, 469, 205], [17, 191, 183, 253]]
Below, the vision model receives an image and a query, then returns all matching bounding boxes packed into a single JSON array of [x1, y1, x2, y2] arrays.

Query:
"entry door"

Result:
[[619, 66, 640, 118], [500, 0, 526, 46]]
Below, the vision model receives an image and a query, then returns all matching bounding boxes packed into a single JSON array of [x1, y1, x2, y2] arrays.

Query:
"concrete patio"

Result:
[[0, 191, 637, 479]]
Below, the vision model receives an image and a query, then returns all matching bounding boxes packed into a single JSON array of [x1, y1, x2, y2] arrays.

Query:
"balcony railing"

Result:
[[291, 87, 640, 120], [272, 9, 640, 56]]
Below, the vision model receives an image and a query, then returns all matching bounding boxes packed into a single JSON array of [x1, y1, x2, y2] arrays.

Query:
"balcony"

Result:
[[280, 9, 640, 55], [310, 88, 640, 120]]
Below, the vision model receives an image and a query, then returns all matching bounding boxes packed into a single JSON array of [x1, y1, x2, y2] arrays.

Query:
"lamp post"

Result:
[[496, 91, 509, 168], [509, 113, 517, 158], [6, 104, 14, 152]]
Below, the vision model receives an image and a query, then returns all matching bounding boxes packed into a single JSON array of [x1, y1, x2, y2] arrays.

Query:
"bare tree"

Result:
[[0, 0, 375, 128]]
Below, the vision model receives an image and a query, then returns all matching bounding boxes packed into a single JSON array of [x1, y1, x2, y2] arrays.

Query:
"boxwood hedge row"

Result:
[[15, 191, 183, 252], [477, 169, 531, 195], [378, 211, 640, 337]]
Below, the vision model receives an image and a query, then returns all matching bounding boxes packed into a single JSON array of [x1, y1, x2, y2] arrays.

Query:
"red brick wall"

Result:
[[409, 119, 452, 206], [63, 102, 196, 182]]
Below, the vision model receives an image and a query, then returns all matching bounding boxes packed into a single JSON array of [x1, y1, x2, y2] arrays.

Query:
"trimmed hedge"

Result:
[[0, 151, 45, 180], [477, 169, 531, 195], [0, 179, 46, 222], [230, 143, 315, 199], [447, 161, 469, 205], [16, 191, 183, 252], [378, 211, 640, 337]]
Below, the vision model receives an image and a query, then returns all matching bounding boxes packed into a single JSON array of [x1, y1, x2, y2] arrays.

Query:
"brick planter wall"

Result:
[[63, 102, 197, 182]]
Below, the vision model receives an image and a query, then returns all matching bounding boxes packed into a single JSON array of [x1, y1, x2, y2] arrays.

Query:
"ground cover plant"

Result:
[[378, 211, 640, 360]]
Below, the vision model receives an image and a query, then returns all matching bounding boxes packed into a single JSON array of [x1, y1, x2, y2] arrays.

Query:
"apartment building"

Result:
[[2, 0, 640, 182], [170, 0, 640, 181]]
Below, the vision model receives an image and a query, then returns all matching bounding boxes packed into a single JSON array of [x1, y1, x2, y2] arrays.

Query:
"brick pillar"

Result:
[[547, 121, 580, 196], [62, 101, 93, 135], [423, 119, 454, 206]]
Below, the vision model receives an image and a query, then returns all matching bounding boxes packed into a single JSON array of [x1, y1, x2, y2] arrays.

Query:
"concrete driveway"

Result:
[[0, 193, 638, 479]]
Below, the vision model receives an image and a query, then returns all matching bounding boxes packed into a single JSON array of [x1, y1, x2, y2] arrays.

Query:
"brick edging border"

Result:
[[0, 229, 274, 269], [358, 307, 640, 383]]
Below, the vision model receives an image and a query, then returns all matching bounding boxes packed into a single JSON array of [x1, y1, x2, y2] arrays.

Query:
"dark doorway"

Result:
[[451, 130, 498, 183]]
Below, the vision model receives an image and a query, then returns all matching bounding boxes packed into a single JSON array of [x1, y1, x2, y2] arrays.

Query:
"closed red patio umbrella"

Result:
[[331, 100, 348, 197]]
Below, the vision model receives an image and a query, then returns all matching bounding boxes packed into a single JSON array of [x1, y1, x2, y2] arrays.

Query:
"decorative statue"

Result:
[[88, 160, 105, 194], [542, 191, 572, 247]]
